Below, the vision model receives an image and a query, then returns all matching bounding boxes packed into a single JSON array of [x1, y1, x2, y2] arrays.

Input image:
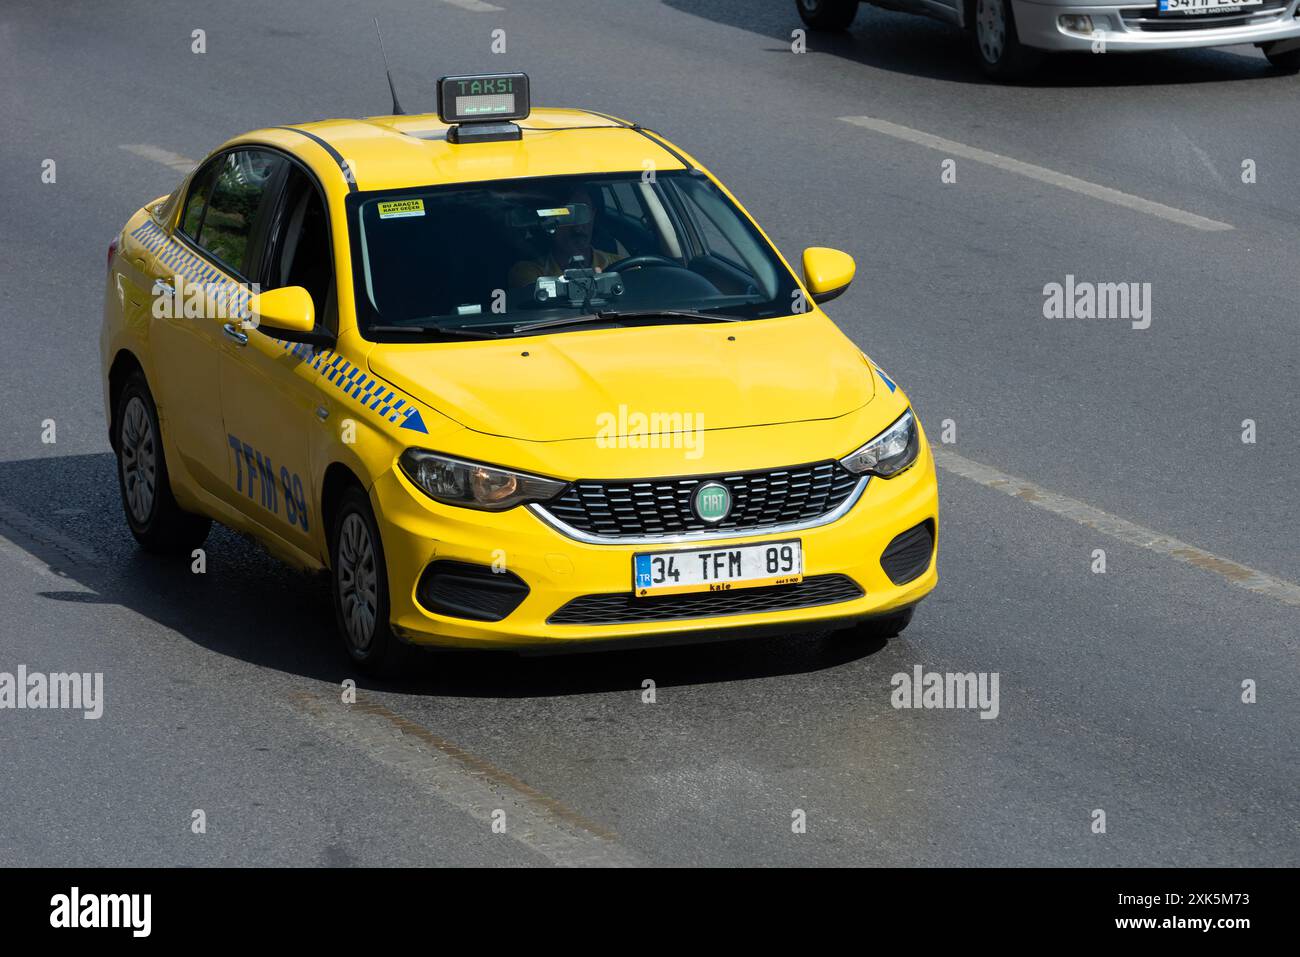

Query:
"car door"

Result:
[[141, 158, 232, 495], [218, 156, 334, 557], [156, 148, 289, 514]]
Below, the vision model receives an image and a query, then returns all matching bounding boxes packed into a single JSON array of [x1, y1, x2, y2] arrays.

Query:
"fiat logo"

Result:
[[693, 482, 731, 523]]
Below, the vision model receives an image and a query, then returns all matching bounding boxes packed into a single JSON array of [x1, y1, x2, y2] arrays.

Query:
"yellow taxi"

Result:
[[101, 73, 938, 672]]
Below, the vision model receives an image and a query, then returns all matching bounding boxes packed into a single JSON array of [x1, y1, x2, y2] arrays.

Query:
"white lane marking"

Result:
[[839, 115, 1234, 232], [119, 144, 197, 174], [0, 496, 102, 584], [1188, 142, 1226, 189], [437, 0, 503, 10], [0, 531, 76, 585], [0, 491, 630, 864], [933, 448, 1300, 608], [288, 691, 645, 867]]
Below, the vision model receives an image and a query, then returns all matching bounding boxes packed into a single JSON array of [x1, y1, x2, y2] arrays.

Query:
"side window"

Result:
[[195, 150, 283, 274], [670, 178, 779, 298], [610, 182, 644, 219], [682, 195, 744, 267], [179, 165, 214, 240], [262, 165, 333, 328]]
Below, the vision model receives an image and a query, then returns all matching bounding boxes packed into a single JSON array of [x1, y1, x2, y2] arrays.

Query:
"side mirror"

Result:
[[802, 247, 856, 304], [248, 286, 326, 344]]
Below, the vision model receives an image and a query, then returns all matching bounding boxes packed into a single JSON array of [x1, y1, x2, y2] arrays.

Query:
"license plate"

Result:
[[1158, 0, 1262, 14], [633, 540, 803, 597]]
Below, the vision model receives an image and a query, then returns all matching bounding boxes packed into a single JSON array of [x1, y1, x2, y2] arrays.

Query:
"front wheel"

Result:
[[795, 0, 859, 31], [1262, 41, 1300, 73], [330, 486, 410, 675], [114, 371, 211, 554], [969, 0, 1043, 79]]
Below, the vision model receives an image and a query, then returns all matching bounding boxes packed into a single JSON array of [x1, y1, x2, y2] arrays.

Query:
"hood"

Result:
[[367, 314, 875, 442]]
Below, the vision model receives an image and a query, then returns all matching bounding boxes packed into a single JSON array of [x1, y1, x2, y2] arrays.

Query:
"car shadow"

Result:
[[663, 0, 1283, 87], [1, 452, 888, 699]]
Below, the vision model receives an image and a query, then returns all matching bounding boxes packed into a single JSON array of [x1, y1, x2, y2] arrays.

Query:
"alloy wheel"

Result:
[[976, 0, 1007, 64], [336, 513, 379, 653], [120, 396, 157, 523]]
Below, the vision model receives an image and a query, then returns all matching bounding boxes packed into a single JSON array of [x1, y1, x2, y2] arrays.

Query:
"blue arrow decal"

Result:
[[400, 408, 428, 434]]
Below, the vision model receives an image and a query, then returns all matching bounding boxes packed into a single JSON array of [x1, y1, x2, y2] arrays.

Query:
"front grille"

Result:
[[416, 561, 530, 621], [548, 574, 864, 625], [1120, 0, 1288, 30], [538, 461, 862, 540], [880, 521, 935, 586]]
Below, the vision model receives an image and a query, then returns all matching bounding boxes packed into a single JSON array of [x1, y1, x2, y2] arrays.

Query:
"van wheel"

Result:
[[114, 371, 211, 554], [330, 486, 410, 675], [970, 0, 1043, 79], [795, 0, 859, 31]]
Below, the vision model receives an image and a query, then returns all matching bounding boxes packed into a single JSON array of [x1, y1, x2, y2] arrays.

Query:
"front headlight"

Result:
[[840, 409, 920, 478], [399, 449, 567, 511]]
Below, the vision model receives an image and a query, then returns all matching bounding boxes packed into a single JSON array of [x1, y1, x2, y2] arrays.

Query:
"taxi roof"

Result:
[[248, 108, 693, 194]]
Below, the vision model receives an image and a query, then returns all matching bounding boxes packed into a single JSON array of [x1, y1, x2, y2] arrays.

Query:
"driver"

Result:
[[509, 185, 621, 288]]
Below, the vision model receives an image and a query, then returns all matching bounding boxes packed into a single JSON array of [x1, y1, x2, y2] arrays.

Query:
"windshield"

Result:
[[346, 171, 800, 339]]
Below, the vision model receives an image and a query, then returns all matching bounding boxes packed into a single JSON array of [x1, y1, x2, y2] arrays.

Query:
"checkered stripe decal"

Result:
[[131, 220, 252, 320], [129, 220, 427, 432], [309, 351, 414, 427]]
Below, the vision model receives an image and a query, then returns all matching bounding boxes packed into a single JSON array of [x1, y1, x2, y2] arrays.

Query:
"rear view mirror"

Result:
[[248, 286, 325, 344], [509, 203, 593, 231], [802, 247, 856, 304]]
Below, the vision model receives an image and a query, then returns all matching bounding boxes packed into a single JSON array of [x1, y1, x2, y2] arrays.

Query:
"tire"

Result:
[[1262, 42, 1300, 73], [795, 0, 859, 31], [969, 0, 1043, 80], [850, 607, 914, 641], [329, 486, 411, 675], [114, 371, 211, 554]]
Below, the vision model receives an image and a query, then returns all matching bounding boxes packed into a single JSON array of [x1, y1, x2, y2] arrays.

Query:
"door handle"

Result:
[[222, 322, 249, 346]]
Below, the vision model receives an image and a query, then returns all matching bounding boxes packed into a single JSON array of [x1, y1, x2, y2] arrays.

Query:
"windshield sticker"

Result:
[[377, 199, 425, 219]]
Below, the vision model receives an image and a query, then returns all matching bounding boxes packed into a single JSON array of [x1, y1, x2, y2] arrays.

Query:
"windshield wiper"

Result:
[[511, 309, 742, 335], [368, 323, 502, 340]]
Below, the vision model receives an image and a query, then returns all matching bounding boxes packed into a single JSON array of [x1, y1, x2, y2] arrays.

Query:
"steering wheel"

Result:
[[606, 254, 681, 272]]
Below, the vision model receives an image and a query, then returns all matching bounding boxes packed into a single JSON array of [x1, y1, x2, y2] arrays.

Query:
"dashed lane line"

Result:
[[287, 691, 645, 867], [437, 0, 504, 10], [933, 447, 1300, 608], [119, 144, 198, 174], [839, 115, 1234, 232]]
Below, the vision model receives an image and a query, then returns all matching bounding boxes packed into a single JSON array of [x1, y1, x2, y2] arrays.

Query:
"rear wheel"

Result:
[[114, 372, 211, 554], [795, 0, 859, 31], [330, 486, 411, 675], [1262, 42, 1300, 73], [969, 0, 1043, 79]]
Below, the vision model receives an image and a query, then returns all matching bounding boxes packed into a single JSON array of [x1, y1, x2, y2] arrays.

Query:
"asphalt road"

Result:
[[0, 0, 1296, 866]]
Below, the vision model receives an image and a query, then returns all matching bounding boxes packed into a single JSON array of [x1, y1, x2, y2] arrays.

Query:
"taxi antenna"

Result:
[[373, 18, 406, 115]]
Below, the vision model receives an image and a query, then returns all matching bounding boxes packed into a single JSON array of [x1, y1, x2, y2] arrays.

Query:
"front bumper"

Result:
[[372, 437, 940, 650], [1014, 0, 1300, 51]]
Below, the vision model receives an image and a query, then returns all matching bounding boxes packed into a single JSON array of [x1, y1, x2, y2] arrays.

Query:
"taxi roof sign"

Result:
[[437, 73, 530, 125]]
